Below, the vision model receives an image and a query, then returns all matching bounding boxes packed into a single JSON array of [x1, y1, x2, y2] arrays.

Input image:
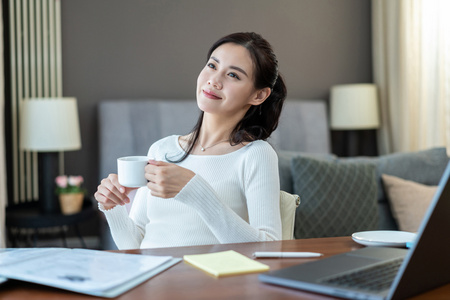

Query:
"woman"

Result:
[[95, 32, 287, 249]]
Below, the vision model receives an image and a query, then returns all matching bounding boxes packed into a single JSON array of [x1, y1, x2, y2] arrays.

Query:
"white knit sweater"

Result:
[[100, 135, 281, 249]]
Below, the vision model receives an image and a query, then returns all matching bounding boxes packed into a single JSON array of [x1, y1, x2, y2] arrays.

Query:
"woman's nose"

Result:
[[207, 76, 222, 90]]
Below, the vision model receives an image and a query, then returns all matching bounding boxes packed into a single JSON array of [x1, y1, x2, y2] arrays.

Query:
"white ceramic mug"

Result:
[[117, 156, 149, 187]]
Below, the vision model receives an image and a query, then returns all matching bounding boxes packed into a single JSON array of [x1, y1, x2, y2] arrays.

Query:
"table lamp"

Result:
[[20, 97, 81, 214], [330, 84, 380, 156]]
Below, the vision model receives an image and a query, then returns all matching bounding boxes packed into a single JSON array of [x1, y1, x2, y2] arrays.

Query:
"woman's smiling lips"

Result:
[[202, 89, 222, 100]]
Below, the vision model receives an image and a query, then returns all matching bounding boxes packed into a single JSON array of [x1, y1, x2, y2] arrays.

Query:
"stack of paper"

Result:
[[183, 250, 269, 277], [0, 248, 181, 297]]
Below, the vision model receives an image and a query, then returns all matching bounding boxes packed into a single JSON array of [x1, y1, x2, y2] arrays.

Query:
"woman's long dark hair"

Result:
[[171, 32, 287, 162]]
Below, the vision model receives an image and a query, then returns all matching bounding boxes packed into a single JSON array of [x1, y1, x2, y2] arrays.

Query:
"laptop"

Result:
[[259, 161, 450, 300]]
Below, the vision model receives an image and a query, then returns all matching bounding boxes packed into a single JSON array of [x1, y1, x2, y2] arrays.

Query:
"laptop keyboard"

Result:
[[320, 258, 404, 292]]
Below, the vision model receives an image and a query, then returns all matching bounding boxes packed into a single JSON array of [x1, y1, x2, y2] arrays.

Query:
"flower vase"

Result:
[[59, 193, 84, 215]]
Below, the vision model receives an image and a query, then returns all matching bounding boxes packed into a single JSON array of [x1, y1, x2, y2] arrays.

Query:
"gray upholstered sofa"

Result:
[[97, 99, 449, 249], [278, 148, 449, 239]]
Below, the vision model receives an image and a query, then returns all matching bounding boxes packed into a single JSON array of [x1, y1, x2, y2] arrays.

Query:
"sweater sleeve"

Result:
[[99, 140, 169, 250], [174, 143, 282, 243], [100, 187, 149, 250]]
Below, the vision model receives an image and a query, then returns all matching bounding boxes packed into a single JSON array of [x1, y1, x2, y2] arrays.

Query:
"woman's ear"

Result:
[[249, 87, 271, 106]]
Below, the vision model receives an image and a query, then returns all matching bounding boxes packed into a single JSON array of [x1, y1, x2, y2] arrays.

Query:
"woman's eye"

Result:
[[207, 63, 216, 69], [228, 72, 240, 80]]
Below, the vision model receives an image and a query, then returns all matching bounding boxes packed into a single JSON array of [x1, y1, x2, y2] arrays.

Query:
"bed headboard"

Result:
[[98, 99, 331, 180]]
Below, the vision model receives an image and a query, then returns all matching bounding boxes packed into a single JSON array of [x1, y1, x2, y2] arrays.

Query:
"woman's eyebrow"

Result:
[[211, 56, 249, 77]]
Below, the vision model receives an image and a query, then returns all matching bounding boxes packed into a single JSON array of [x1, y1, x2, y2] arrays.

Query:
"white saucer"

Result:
[[352, 230, 417, 247]]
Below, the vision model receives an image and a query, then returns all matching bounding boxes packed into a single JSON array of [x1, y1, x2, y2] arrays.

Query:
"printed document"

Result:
[[0, 248, 181, 297]]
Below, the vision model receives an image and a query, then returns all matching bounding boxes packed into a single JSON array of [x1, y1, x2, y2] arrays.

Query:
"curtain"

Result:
[[372, 0, 450, 155], [0, 3, 6, 248]]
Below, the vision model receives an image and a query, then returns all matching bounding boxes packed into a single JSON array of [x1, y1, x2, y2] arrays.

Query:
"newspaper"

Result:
[[0, 248, 180, 297]]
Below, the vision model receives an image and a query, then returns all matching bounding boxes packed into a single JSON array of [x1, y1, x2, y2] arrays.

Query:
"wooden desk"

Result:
[[1, 237, 449, 299]]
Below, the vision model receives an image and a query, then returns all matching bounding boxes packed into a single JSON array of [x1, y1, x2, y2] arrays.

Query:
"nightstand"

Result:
[[5, 198, 98, 248]]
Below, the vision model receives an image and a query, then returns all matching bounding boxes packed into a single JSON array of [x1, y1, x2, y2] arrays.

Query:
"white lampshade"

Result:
[[20, 97, 82, 151], [330, 84, 380, 130]]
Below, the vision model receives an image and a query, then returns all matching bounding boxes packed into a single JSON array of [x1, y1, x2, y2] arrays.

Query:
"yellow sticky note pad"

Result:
[[183, 250, 269, 277]]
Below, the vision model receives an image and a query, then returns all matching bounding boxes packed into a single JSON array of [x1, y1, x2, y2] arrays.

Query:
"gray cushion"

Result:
[[291, 156, 378, 239], [277, 150, 334, 194]]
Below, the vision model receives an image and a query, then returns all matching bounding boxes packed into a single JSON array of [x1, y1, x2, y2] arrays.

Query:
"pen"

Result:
[[253, 251, 323, 258]]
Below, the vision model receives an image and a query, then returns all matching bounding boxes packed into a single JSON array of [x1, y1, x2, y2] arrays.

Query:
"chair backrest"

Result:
[[98, 99, 330, 181], [280, 191, 300, 240]]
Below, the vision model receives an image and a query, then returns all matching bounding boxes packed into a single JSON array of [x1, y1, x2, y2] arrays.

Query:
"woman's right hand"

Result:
[[94, 174, 136, 210]]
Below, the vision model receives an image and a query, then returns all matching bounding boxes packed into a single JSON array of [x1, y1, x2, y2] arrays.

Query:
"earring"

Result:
[[258, 105, 262, 115]]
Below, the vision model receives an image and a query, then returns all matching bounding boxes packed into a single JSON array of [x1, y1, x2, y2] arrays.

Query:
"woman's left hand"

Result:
[[145, 160, 195, 198]]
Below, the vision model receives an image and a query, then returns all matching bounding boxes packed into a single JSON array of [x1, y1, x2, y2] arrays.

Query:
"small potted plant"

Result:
[[55, 175, 86, 215]]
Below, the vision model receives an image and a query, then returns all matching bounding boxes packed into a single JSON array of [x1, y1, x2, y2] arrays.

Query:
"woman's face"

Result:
[[196, 43, 263, 118]]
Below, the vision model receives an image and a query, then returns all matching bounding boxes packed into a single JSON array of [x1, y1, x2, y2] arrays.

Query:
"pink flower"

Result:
[[68, 176, 84, 187], [55, 175, 68, 188]]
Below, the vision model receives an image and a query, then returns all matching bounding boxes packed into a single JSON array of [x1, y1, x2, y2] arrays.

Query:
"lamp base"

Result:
[[331, 130, 379, 157], [38, 152, 60, 214], [347, 130, 359, 157]]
